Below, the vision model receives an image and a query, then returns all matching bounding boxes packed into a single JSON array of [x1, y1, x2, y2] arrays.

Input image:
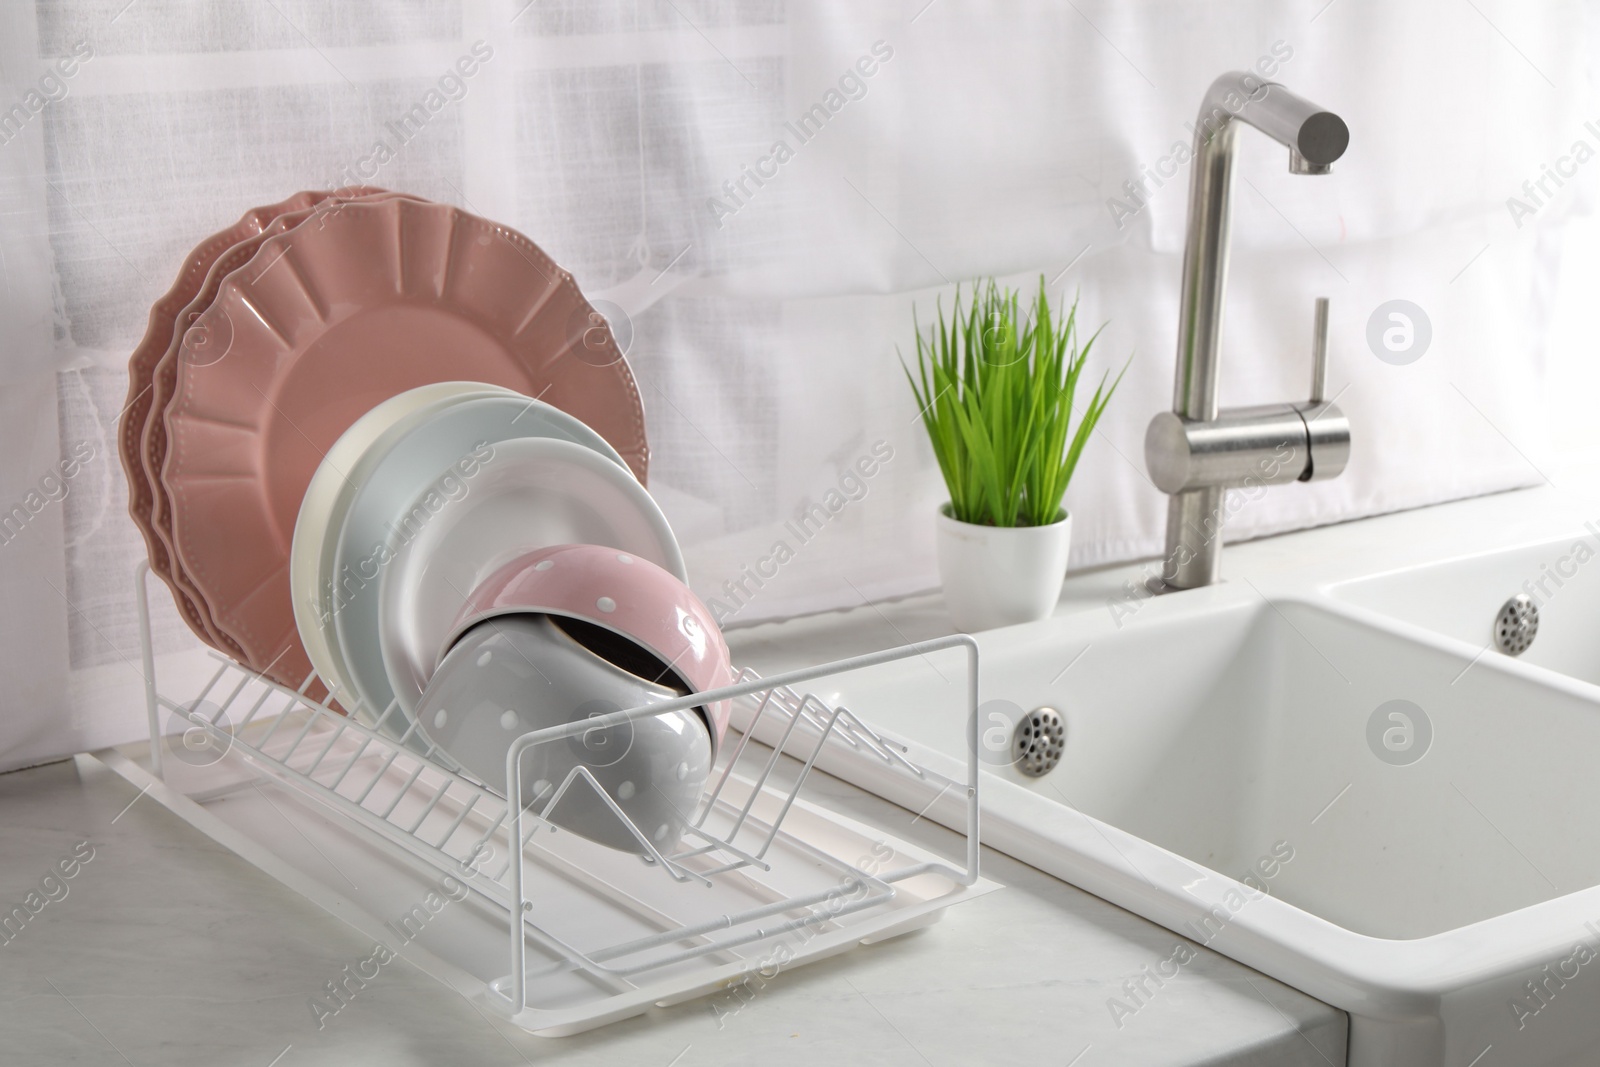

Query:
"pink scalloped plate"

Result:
[[163, 197, 649, 691], [118, 186, 383, 653], [142, 190, 420, 655]]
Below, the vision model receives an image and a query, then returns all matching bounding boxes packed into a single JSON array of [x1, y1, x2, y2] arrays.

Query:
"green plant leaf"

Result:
[[902, 276, 1129, 528]]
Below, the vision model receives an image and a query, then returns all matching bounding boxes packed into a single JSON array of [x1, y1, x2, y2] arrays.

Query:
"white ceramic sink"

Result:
[[743, 511, 1600, 1067], [1332, 532, 1600, 687]]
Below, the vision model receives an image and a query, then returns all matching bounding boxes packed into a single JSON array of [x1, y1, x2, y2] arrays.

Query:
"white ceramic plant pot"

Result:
[[934, 504, 1072, 632]]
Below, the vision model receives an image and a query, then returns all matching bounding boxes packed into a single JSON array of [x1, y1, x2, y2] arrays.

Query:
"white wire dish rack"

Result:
[[94, 563, 996, 1036]]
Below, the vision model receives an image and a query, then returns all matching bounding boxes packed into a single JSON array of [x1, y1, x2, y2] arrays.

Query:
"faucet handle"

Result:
[[1309, 296, 1329, 404], [1297, 294, 1350, 484]]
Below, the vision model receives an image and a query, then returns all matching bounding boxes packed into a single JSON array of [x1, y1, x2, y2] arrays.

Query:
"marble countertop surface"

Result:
[[0, 745, 1345, 1066]]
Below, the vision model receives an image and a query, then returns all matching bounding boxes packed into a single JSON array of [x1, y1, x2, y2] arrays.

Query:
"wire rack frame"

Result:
[[133, 562, 982, 1026]]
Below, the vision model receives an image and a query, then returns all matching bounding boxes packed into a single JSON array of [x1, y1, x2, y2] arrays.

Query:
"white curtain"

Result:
[[2, 0, 1596, 771]]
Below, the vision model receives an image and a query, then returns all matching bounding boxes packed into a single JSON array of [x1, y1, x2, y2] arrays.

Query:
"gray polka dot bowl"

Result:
[[417, 543, 734, 855], [436, 543, 733, 753], [416, 611, 713, 855]]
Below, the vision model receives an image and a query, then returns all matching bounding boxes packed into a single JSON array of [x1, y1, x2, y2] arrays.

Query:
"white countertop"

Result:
[[0, 746, 1344, 1066]]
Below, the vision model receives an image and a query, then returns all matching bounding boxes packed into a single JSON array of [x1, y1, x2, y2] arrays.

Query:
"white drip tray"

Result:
[[95, 738, 991, 1035]]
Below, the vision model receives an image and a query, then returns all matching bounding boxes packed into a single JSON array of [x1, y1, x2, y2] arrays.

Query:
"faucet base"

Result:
[[1160, 486, 1227, 589]]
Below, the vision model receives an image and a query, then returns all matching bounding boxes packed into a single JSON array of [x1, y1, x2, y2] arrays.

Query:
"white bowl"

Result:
[[376, 435, 685, 722], [326, 392, 631, 740], [290, 381, 512, 718]]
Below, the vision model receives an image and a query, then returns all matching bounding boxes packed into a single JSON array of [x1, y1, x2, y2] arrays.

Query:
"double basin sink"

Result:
[[750, 487, 1600, 1067]]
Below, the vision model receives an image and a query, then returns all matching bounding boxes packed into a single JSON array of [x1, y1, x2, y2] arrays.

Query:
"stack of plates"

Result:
[[118, 189, 650, 701]]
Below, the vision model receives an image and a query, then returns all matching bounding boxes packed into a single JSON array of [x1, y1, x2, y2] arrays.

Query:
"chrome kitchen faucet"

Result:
[[1144, 72, 1352, 590]]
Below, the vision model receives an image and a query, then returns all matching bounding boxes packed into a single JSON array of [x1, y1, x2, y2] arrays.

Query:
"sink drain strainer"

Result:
[[1012, 706, 1065, 778], [1493, 594, 1539, 656]]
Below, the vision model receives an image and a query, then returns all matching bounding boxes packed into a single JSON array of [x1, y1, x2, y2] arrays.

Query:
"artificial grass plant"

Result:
[[903, 277, 1126, 528]]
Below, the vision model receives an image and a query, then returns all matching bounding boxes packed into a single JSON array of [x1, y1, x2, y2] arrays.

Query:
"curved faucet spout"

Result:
[[1196, 72, 1349, 173], [1174, 75, 1349, 423]]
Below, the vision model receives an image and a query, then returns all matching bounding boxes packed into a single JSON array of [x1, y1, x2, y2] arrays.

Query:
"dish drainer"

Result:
[[99, 563, 994, 1035]]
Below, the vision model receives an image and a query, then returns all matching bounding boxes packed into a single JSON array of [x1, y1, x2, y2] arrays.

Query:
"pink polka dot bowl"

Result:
[[439, 543, 733, 755], [415, 544, 734, 856]]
